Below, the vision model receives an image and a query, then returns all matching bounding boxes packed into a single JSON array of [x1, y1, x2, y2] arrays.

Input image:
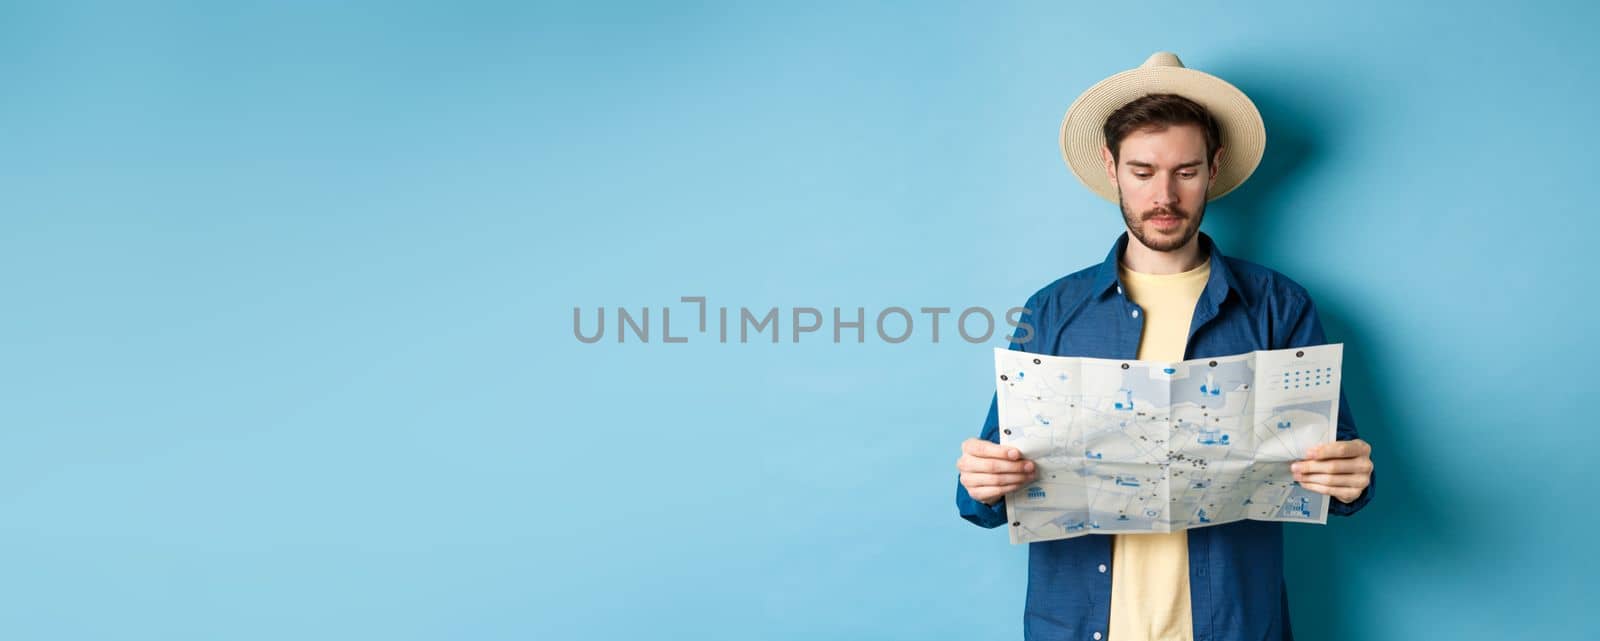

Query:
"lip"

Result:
[[1148, 215, 1183, 229]]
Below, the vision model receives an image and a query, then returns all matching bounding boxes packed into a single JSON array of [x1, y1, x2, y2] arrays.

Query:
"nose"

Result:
[[1151, 174, 1179, 207]]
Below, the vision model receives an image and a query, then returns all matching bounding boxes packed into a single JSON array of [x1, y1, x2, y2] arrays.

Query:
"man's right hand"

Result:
[[957, 438, 1037, 506]]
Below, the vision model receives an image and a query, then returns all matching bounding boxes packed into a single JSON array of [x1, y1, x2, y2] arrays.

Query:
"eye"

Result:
[[1179, 172, 1197, 178], [1133, 172, 1152, 179]]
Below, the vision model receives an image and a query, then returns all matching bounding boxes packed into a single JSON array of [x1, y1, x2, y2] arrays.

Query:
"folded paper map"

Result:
[[993, 344, 1343, 544]]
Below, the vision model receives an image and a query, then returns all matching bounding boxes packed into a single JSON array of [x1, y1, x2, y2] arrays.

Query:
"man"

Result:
[[953, 52, 1375, 641]]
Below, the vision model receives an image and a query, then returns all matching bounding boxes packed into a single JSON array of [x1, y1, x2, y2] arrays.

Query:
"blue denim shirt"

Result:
[[957, 231, 1374, 641]]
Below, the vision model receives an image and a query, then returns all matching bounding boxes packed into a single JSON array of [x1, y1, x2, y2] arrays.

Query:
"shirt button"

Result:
[[1116, 285, 1123, 294], [1098, 564, 1107, 573], [1093, 633, 1103, 640], [1131, 309, 1140, 318]]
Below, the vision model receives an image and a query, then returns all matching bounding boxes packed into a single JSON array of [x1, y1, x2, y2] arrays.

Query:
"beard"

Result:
[[1119, 189, 1206, 252]]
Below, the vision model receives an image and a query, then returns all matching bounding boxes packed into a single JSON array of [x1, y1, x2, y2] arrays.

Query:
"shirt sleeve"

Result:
[[1281, 292, 1375, 517], [956, 295, 1041, 529]]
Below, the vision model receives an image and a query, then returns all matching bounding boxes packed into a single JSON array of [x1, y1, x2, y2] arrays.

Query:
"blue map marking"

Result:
[[1170, 359, 1253, 407], [1115, 389, 1135, 410]]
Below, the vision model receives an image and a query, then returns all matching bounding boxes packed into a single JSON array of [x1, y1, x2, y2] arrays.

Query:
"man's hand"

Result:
[[958, 438, 1038, 506], [1291, 439, 1374, 504]]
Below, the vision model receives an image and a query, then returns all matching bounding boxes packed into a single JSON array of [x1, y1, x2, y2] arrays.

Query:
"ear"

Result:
[[1207, 146, 1225, 185], [1101, 145, 1117, 184]]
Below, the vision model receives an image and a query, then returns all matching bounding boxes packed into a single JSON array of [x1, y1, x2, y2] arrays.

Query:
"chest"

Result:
[[1036, 295, 1269, 362]]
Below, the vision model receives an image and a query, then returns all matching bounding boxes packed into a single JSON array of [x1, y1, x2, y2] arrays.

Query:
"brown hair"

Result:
[[1102, 93, 1222, 165]]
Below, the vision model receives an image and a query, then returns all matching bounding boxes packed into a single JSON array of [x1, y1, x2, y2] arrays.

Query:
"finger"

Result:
[[953, 453, 1030, 473], [1295, 472, 1370, 489], [981, 482, 1031, 500], [963, 438, 1021, 460], [963, 471, 1035, 487], [1299, 480, 1362, 503], [992, 482, 1029, 495], [1307, 439, 1370, 460], [970, 481, 1032, 504], [1291, 458, 1371, 475], [1297, 480, 1336, 497]]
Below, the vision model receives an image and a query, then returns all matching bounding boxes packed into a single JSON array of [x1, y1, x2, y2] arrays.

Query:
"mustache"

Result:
[[1141, 206, 1191, 221]]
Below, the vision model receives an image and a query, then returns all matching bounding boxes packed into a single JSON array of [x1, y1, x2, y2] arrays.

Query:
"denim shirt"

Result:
[[956, 231, 1374, 641]]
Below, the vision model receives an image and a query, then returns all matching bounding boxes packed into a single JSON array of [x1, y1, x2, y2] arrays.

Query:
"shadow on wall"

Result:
[[1199, 55, 1475, 641]]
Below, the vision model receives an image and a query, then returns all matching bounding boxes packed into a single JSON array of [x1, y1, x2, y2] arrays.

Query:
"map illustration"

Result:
[[993, 344, 1343, 544]]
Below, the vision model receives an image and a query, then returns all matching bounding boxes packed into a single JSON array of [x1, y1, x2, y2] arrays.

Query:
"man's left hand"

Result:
[[1291, 439, 1373, 504]]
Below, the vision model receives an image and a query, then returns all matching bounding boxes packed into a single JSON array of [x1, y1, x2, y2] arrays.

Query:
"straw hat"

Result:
[[1059, 51, 1265, 203]]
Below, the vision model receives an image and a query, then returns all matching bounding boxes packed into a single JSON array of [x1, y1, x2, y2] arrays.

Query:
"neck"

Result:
[[1121, 232, 1206, 275]]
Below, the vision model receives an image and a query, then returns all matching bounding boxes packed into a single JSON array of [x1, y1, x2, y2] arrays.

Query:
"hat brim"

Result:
[[1060, 66, 1265, 204]]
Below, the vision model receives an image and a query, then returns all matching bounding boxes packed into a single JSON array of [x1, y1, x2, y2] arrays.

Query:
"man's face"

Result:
[[1100, 124, 1222, 253]]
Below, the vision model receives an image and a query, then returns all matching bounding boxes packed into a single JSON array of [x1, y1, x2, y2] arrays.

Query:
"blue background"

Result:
[[3, 1, 1595, 639]]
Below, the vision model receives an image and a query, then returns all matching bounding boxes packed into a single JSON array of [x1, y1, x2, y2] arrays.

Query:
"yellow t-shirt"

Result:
[[1108, 258, 1211, 641]]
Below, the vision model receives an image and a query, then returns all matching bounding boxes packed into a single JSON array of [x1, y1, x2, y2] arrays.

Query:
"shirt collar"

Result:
[[1091, 230, 1247, 308]]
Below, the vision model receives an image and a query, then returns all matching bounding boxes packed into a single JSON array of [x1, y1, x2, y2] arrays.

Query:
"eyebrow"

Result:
[[1125, 160, 1205, 170]]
